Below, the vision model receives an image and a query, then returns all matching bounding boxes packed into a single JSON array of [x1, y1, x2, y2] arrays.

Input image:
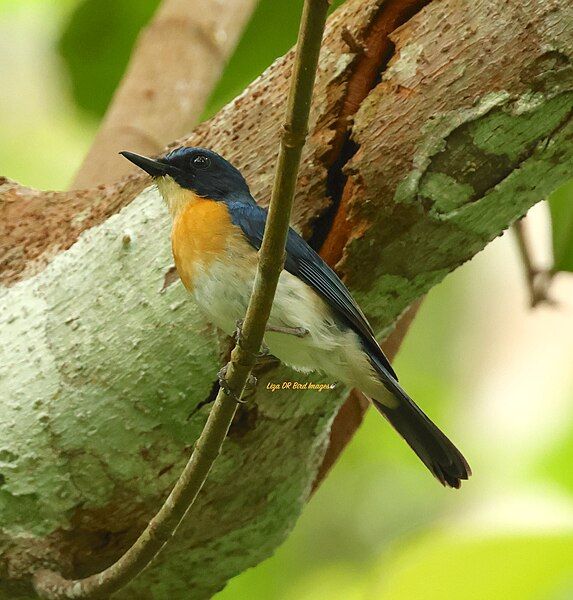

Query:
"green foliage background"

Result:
[[1, 0, 573, 598]]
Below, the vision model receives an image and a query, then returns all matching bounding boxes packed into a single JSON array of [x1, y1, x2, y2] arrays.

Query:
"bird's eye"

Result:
[[192, 155, 211, 169]]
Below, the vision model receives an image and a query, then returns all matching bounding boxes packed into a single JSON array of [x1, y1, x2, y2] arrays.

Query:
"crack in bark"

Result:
[[312, 0, 432, 257], [310, 0, 434, 489]]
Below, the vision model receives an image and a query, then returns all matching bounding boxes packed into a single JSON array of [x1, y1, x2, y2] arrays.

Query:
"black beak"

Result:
[[120, 151, 171, 177]]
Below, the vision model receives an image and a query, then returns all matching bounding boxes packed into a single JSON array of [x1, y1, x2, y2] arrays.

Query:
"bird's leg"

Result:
[[225, 318, 307, 404], [235, 318, 309, 343], [265, 324, 309, 338], [217, 363, 257, 404]]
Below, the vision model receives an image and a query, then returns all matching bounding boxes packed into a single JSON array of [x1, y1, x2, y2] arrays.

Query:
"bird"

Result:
[[121, 146, 471, 488]]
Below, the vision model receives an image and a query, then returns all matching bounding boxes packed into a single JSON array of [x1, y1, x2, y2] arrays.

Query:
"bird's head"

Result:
[[121, 146, 251, 215]]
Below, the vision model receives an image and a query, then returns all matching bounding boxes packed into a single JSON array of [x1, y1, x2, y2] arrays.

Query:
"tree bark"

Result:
[[33, 1, 331, 596], [1, 0, 572, 598]]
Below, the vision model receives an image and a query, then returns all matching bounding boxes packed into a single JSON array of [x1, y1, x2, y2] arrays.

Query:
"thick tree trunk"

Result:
[[1, 0, 571, 598]]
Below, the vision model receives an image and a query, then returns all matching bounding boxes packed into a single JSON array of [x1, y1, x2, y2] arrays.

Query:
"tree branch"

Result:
[[31, 0, 330, 598], [71, 0, 258, 189], [512, 217, 556, 308]]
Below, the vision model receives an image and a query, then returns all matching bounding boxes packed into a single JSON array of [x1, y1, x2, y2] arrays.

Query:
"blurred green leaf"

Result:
[[373, 532, 573, 600], [58, 0, 159, 117], [279, 564, 367, 600], [539, 420, 573, 493], [0, 0, 77, 16], [548, 180, 573, 273]]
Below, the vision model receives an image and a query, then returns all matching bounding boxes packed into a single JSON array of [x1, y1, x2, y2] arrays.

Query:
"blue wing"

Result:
[[227, 200, 398, 381]]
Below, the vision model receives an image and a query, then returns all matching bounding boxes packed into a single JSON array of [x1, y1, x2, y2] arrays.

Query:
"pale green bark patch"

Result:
[[417, 92, 573, 216], [469, 92, 573, 161], [418, 173, 474, 213]]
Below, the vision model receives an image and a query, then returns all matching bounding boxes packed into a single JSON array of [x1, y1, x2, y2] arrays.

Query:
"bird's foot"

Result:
[[234, 319, 271, 358], [217, 363, 257, 404], [244, 372, 258, 393]]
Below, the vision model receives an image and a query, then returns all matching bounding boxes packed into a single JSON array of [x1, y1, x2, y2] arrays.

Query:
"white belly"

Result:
[[191, 254, 376, 389]]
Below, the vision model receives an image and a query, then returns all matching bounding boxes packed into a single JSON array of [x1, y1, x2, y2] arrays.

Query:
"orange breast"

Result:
[[171, 198, 236, 292]]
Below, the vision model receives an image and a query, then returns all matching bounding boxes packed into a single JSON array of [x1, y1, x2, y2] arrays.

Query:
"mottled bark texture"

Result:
[[1, 0, 572, 598]]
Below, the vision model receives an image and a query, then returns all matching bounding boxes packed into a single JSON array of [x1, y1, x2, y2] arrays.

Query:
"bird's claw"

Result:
[[217, 364, 257, 404], [256, 342, 270, 358], [233, 318, 245, 343], [234, 319, 271, 359], [245, 372, 258, 391]]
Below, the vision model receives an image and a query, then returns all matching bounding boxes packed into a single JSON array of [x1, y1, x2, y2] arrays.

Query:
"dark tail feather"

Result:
[[371, 378, 471, 488]]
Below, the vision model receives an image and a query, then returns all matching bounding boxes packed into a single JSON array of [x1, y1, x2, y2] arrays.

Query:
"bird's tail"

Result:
[[370, 374, 471, 488]]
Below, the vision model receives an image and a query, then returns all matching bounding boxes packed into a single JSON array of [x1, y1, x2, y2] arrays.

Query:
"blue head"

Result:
[[121, 146, 252, 205]]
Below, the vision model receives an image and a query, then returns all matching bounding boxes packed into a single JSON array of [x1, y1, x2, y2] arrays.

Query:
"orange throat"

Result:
[[170, 196, 235, 292]]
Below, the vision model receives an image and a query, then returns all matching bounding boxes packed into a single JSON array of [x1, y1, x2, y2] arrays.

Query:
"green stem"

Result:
[[32, 0, 330, 598]]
